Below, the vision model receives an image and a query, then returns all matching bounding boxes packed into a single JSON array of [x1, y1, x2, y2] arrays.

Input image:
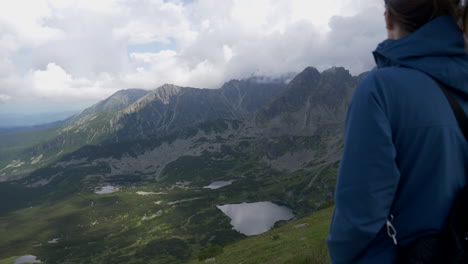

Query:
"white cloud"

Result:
[[0, 0, 386, 112], [113, 0, 192, 45], [29, 63, 118, 102], [0, 0, 63, 47]]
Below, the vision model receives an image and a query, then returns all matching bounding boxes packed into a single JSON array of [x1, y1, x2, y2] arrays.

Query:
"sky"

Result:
[[0, 0, 386, 114]]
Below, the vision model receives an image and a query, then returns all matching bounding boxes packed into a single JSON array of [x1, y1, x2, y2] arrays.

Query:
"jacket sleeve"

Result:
[[327, 72, 400, 263]]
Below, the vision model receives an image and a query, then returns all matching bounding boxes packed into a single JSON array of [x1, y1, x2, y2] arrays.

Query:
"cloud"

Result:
[[29, 63, 117, 102], [122, 1, 386, 89], [0, 0, 63, 49], [0, 0, 386, 112], [321, 5, 387, 73]]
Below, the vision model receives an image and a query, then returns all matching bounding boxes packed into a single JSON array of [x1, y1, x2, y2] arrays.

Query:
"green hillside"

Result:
[[186, 206, 334, 264]]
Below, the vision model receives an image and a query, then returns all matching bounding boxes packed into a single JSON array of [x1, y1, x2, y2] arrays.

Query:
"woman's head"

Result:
[[384, 0, 468, 40]]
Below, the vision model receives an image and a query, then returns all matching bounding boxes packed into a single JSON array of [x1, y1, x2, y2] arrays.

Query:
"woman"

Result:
[[327, 0, 468, 263]]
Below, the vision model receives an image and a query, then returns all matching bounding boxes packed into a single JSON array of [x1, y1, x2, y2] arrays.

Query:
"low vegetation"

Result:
[[0, 137, 337, 263], [187, 206, 333, 264], [198, 246, 224, 261]]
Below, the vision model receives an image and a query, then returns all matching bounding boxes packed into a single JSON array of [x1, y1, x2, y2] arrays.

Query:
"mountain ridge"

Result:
[[0, 76, 289, 180], [17, 66, 363, 186]]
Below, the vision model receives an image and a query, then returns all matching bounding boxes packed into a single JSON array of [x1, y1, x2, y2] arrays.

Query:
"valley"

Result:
[[0, 66, 364, 263]]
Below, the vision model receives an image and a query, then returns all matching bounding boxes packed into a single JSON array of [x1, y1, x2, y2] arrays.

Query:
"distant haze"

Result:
[[0, 0, 386, 114], [0, 111, 77, 127]]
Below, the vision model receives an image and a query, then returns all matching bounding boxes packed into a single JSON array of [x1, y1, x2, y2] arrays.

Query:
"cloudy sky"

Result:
[[0, 0, 386, 114]]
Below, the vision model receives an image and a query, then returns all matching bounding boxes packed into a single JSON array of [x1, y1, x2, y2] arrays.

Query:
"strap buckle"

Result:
[[386, 214, 398, 246]]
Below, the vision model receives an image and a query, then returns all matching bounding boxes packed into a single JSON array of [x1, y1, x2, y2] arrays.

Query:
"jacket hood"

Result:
[[373, 16, 468, 95]]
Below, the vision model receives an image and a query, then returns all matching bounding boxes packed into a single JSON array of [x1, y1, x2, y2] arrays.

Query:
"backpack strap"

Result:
[[436, 81, 468, 142]]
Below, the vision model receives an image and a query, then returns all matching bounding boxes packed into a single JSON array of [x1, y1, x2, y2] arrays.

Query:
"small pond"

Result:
[[217, 201, 294, 236], [48, 238, 60, 244], [95, 185, 118, 194], [14, 255, 42, 264], [203, 180, 233, 190]]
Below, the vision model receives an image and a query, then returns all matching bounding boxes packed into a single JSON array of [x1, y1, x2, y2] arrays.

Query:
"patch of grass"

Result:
[[186, 206, 333, 264], [198, 246, 224, 261]]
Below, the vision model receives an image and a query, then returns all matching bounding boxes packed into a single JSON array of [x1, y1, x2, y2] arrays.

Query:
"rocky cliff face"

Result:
[[111, 79, 287, 142], [256, 67, 359, 136]]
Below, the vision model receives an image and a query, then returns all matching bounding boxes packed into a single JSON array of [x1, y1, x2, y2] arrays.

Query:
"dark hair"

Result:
[[385, 0, 468, 36]]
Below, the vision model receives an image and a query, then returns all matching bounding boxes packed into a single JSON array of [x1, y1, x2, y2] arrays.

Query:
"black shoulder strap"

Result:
[[437, 81, 468, 141]]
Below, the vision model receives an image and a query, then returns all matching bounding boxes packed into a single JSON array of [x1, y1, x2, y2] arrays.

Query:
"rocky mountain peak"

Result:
[[152, 84, 184, 104], [290, 67, 321, 85], [123, 84, 185, 114], [67, 88, 149, 123], [102, 89, 150, 109], [321, 67, 352, 81], [259, 67, 321, 118], [157, 83, 183, 93], [256, 66, 357, 135]]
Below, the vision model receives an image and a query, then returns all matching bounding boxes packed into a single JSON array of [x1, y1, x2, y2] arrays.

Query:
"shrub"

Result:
[[198, 245, 224, 261]]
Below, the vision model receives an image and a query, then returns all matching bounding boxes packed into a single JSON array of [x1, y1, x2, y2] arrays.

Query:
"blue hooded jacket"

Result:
[[327, 16, 468, 263]]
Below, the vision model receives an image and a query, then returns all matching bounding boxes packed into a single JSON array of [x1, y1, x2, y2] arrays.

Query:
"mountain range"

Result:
[[0, 66, 367, 264], [0, 76, 289, 180]]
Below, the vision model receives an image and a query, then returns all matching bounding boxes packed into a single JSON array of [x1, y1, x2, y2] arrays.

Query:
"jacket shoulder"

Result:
[[357, 67, 434, 99], [361, 67, 429, 88]]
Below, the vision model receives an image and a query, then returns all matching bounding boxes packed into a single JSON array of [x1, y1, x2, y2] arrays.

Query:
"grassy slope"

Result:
[[0, 127, 58, 164], [0, 257, 18, 264], [186, 206, 333, 264], [0, 127, 58, 150], [0, 112, 115, 176]]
